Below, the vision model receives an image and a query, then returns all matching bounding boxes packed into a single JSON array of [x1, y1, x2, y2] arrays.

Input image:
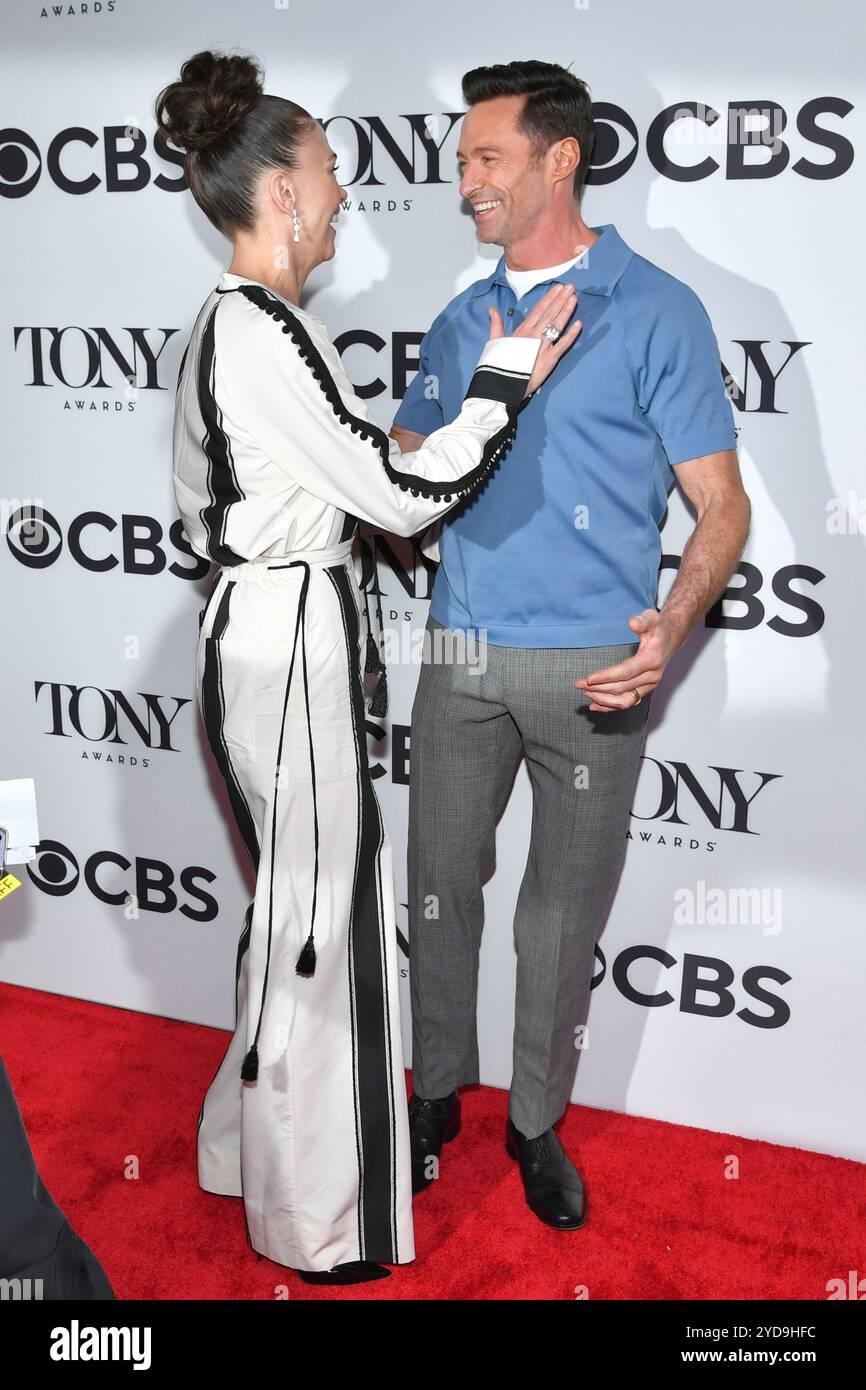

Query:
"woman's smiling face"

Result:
[[284, 119, 347, 267]]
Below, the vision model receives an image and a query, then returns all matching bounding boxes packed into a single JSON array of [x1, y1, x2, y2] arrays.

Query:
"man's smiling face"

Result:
[[457, 94, 551, 249]]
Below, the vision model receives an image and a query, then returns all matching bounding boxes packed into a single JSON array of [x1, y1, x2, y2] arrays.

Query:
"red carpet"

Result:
[[2, 980, 862, 1301]]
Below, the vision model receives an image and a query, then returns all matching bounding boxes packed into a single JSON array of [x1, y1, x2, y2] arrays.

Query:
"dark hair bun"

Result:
[[155, 49, 263, 154]]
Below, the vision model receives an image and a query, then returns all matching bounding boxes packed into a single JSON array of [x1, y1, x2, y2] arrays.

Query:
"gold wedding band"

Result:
[[630, 688, 642, 706]]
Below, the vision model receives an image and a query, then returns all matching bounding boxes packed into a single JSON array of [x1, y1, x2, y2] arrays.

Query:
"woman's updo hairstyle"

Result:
[[154, 49, 314, 236]]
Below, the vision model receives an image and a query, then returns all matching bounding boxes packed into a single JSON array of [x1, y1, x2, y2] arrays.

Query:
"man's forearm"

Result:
[[659, 496, 751, 650]]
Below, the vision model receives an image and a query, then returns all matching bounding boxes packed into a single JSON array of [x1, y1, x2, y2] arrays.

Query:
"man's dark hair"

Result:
[[461, 59, 594, 199]]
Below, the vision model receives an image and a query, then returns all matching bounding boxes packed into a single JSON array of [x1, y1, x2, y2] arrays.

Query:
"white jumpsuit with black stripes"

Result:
[[171, 269, 539, 1272]]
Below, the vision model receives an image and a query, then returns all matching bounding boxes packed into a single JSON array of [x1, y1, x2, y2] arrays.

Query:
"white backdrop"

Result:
[[2, 0, 864, 1162]]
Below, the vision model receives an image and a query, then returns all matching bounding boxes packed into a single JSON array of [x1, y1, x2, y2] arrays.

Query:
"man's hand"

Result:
[[575, 447, 751, 712], [389, 424, 427, 454], [574, 608, 677, 711]]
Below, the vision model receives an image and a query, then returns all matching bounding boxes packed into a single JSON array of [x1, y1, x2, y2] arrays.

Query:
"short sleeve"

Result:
[[392, 325, 446, 437], [623, 277, 737, 466]]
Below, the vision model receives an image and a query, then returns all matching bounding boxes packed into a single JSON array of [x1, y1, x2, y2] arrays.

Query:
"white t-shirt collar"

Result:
[[504, 255, 582, 299]]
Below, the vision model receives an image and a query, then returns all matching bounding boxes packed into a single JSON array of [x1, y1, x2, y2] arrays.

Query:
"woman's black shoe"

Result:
[[295, 1261, 392, 1285]]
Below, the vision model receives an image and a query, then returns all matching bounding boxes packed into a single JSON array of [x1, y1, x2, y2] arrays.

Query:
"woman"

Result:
[[155, 49, 580, 1285]]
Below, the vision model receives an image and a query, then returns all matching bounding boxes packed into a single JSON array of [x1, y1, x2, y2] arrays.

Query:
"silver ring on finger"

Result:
[[543, 323, 562, 342]]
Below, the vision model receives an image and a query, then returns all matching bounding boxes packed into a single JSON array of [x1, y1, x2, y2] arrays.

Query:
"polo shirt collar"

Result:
[[470, 223, 633, 300]]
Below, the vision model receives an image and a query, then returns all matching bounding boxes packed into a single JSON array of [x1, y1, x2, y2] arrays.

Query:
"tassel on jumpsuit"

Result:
[[171, 270, 540, 1271]]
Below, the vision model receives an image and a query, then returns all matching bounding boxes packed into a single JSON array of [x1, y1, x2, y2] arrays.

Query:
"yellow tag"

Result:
[[0, 872, 22, 899]]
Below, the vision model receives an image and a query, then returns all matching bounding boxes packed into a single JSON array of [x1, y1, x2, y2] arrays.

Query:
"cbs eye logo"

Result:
[[27, 840, 79, 896], [0, 128, 41, 198], [589, 103, 640, 183], [5, 505, 62, 567]]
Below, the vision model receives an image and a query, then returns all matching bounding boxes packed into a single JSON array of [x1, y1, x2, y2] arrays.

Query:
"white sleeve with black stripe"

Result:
[[215, 286, 541, 538]]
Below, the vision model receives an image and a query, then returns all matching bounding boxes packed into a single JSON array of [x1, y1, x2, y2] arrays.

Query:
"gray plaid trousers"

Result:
[[408, 615, 652, 1139]]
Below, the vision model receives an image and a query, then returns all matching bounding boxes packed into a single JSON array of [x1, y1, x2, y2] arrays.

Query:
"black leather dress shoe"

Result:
[[505, 1118, 587, 1229], [408, 1091, 461, 1193]]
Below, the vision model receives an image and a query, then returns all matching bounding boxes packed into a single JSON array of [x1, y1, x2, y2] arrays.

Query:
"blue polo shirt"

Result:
[[393, 223, 737, 647]]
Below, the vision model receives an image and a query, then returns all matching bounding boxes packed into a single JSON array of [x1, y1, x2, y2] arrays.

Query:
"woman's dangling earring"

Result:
[[292, 207, 301, 244]]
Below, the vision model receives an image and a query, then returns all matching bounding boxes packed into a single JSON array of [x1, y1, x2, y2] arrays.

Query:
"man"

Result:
[[390, 60, 750, 1230]]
